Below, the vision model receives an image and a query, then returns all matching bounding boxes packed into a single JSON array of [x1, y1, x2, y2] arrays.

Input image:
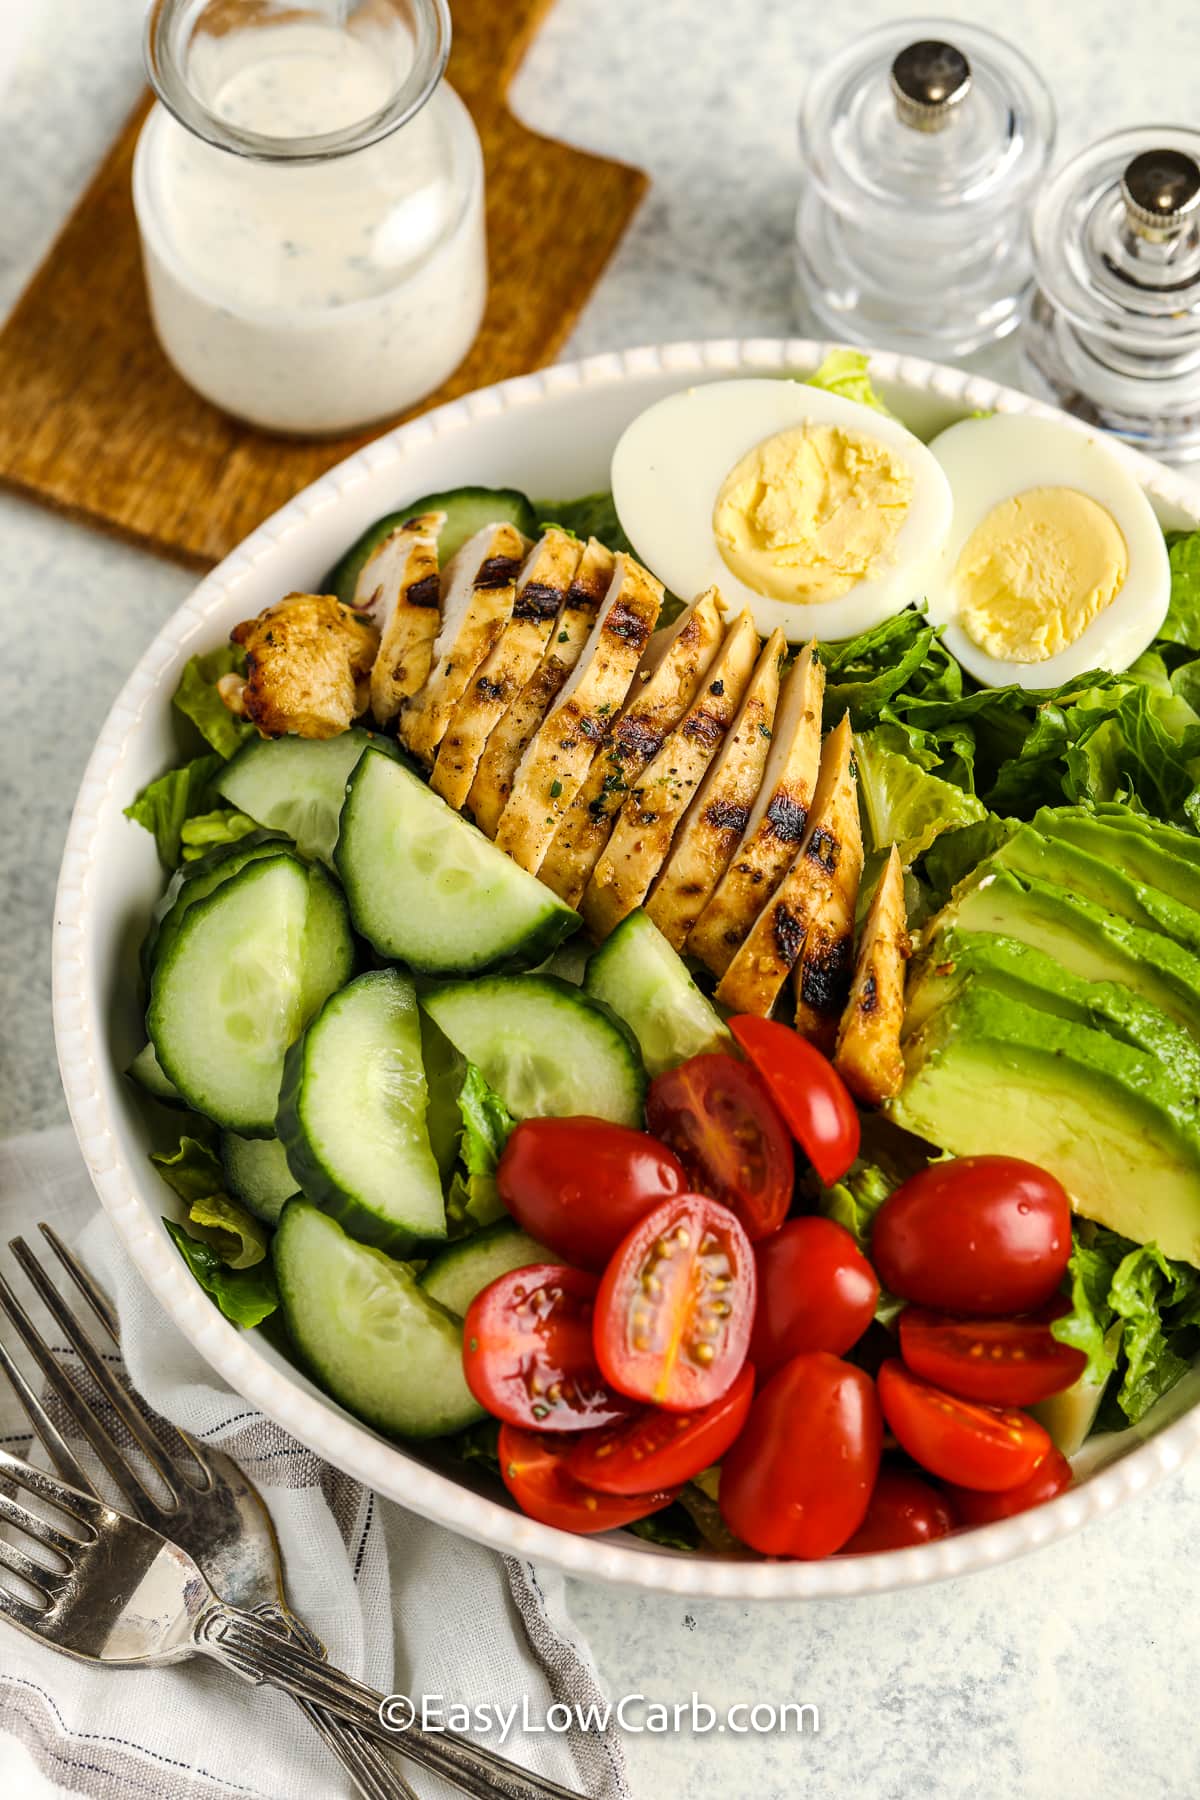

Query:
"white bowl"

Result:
[[53, 338, 1200, 1599]]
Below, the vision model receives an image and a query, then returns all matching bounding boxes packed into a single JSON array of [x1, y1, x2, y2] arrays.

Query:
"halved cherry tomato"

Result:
[[872, 1157, 1071, 1315], [463, 1264, 631, 1432], [750, 1216, 878, 1373], [840, 1467, 958, 1554], [593, 1194, 756, 1411], [945, 1447, 1073, 1524], [719, 1352, 882, 1558], [498, 1425, 679, 1535], [729, 1016, 860, 1185], [877, 1360, 1052, 1492], [899, 1302, 1087, 1406], [566, 1364, 755, 1496], [497, 1118, 686, 1269], [645, 1054, 792, 1241]]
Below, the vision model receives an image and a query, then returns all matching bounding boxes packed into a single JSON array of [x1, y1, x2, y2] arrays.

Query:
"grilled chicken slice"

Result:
[[538, 589, 726, 906], [792, 724, 865, 1045], [223, 593, 379, 739], [494, 555, 663, 873], [582, 608, 760, 940], [468, 540, 614, 837], [399, 521, 528, 765], [354, 510, 445, 723], [834, 844, 910, 1104], [715, 713, 857, 1018], [431, 530, 582, 811], [645, 628, 784, 951], [689, 643, 825, 978]]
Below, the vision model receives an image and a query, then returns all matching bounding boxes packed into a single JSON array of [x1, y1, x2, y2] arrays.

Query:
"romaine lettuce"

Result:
[[855, 725, 985, 864]]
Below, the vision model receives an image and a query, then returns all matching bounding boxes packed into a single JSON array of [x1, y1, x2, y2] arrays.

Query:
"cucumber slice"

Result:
[[277, 969, 447, 1253], [300, 863, 355, 1019], [584, 909, 731, 1077], [336, 749, 579, 974], [274, 1200, 483, 1438], [220, 1133, 299, 1225], [215, 728, 398, 865], [322, 486, 538, 607], [419, 1220, 550, 1316], [148, 855, 319, 1135], [422, 974, 646, 1126], [143, 829, 286, 976], [127, 1041, 183, 1104]]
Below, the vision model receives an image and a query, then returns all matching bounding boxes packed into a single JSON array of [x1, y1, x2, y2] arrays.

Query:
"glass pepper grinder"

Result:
[[795, 19, 1056, 368], [1024, 128, 1200, 464]]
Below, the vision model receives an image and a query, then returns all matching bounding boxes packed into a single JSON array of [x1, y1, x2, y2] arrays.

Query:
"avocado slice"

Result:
[[888, 981, 1200, 1267], [935, 865, 1200, 1044], [988, 825, 1200, 955], [1092, 803, 1200, 870], [1034, 808, 1200, 918], [906, 927, 1200, 1100]]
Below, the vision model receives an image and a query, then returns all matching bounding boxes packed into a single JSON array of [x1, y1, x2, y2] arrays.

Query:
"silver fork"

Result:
[[0, 1227, 412, 1800]]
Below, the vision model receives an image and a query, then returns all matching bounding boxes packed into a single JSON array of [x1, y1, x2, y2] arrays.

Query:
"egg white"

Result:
[[924, 414, 1172, 690], [610, 380, 954, 643]]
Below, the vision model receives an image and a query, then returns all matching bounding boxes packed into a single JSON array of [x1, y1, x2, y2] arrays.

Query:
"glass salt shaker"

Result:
[[795, 19, 1055, 369], [1024, 128, 1200, 465], [134, 0, 486, 436]]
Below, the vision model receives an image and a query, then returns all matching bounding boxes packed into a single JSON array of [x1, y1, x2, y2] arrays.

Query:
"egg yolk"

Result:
[[954, 487, 1129, 663], [712, 424, 913, 605]]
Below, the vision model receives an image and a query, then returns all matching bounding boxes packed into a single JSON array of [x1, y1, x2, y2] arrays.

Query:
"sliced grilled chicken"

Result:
[[645, 628, 784, 950], [792, 727, 865, 1045], [354, 510, 445, 724], [715, 713, 857, 1018], [494, 555, 664, 873], [223, 593, 379, 739], [399, 521, 528, 765], [431, 529, 582, 811], [538, 589, 726, 906], [582, 608, 760, 940], [834, 845, 910, 1104], [689, 643, 825, 978], [467, 539, 614, 836]]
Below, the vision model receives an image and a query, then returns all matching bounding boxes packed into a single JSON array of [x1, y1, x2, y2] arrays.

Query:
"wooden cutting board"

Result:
[[0, 0, 646, 567]]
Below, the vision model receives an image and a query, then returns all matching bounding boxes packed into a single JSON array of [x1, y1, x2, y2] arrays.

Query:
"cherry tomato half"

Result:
[[567, 1364, 755, 1496], [877, 1360, 1052, 1492], [463, 1264, 631, 1432], [945, 1447, 1073, 1525], [498, 1425, 679, 1535], [729, 1016, 860, 1185], [839, 1467, 958, 1554], [750, 1216, 879, 1374], [719, 1352, 882, 1558], [872, 1157, 1071, 1316], [593, 1194, 756, 1411], [899, 1303, 1087, 1407], [497, 1117, 686, 1270], [645, 1054, 793, 1241]]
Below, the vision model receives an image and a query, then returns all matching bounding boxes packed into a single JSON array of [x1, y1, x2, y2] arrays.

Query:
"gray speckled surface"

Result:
[[4, 2, 1200, 1793]]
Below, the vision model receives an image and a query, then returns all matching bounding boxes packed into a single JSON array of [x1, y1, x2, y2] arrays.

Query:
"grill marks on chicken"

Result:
[[354, 510, 446, 724], [225, 593, 380, 740]]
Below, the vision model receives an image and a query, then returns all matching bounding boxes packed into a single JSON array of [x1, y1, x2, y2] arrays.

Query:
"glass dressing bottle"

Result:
[[1024, 128, 1200, 464], [134, 0, 486, 436], [795, 18, 1055, 368]]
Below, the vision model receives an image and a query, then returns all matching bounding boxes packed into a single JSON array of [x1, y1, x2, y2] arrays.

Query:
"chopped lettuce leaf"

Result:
[[1161, 531, 1200, 652], [124, 753, 223, 870], [628, 1505, 703, 1551], [920, 814, 1016, 905], [535, 492, 633, 557], [174, 645, 253, 758], [187, 1194, 269, 1270], [805, 349, 891, 415], [855, 725, 985, 864], [444, 1416, 501, 1476], [180, 809, 260, 861], [164, 1220, 278, 1328], [446, 1064, 517, 1234], [151, 1135, 226, 1206]]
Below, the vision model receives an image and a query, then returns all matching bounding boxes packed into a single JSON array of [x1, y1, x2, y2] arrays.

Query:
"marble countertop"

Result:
[[3, 2, 1200, 1794]]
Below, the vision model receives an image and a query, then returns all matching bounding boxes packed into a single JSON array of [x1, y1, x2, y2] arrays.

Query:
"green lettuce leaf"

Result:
[[446, 1064, 517, 1234], [535, 493, 633, 557], [163, 1220, 278, 1329], [151, 1135, 226, 1206], [1160, 531, 1200, 652], [855, 725, 985, 864], [180, 809, 260, 861], [124, 753, 223, 870], [174, 645, 253, 758], [805, 349, 891, 415], [628, 1505, 703, 1551], [152, 1135, 268, 1269], [818, 1161, 894, 1255]]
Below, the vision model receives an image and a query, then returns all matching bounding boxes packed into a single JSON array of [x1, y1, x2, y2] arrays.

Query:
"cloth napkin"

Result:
[[0, 1127, 632, 1800]]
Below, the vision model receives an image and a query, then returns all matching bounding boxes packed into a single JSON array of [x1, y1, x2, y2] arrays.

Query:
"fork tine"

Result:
[[37, 1224, 119, 1344], [0, 1336, 94, 1494], [0, 1489, 90, 1558], [0, 1535, 61, 1597], [6, 1240, 182, 1500], [0, 1447, 98, 1531], [0, 1578, 47, 1633]]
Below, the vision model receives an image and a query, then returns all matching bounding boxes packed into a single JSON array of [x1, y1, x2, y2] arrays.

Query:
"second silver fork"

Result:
[[0, 1224, 416, 1800]]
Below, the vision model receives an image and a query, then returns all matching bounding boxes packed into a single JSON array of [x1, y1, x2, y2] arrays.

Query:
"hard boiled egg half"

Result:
[[610, 380, 953, 642], [924, 414, 1171, 689]]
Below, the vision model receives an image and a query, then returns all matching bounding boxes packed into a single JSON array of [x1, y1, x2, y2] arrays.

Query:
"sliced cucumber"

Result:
[[300, 864, 356, 1020], [274, 1200, 483, 1438], [584, 909, 731, 1077], [322, 486, 538, 607], [143, 829, 287, 976], [148, 854, 321, 1135], [220, 1133, 299, 1225], [336, 749, 579, 974], [127, 1041, 183, 1104], [215, 728, 398, 865], [419, 1220, 550, 1316], [422, 974, 646, 1126], [278, 969, 447, 1254]]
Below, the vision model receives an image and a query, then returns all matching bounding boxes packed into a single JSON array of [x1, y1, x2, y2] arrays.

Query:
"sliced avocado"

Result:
[[988, 825, 1200, 955], [906, 927, 1200, 1099], [888, 980, 1200, 1267], [1092, 802, 1200, 870], [934, 865, 1200, 1044], [1034, 807, 1200, 918]]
